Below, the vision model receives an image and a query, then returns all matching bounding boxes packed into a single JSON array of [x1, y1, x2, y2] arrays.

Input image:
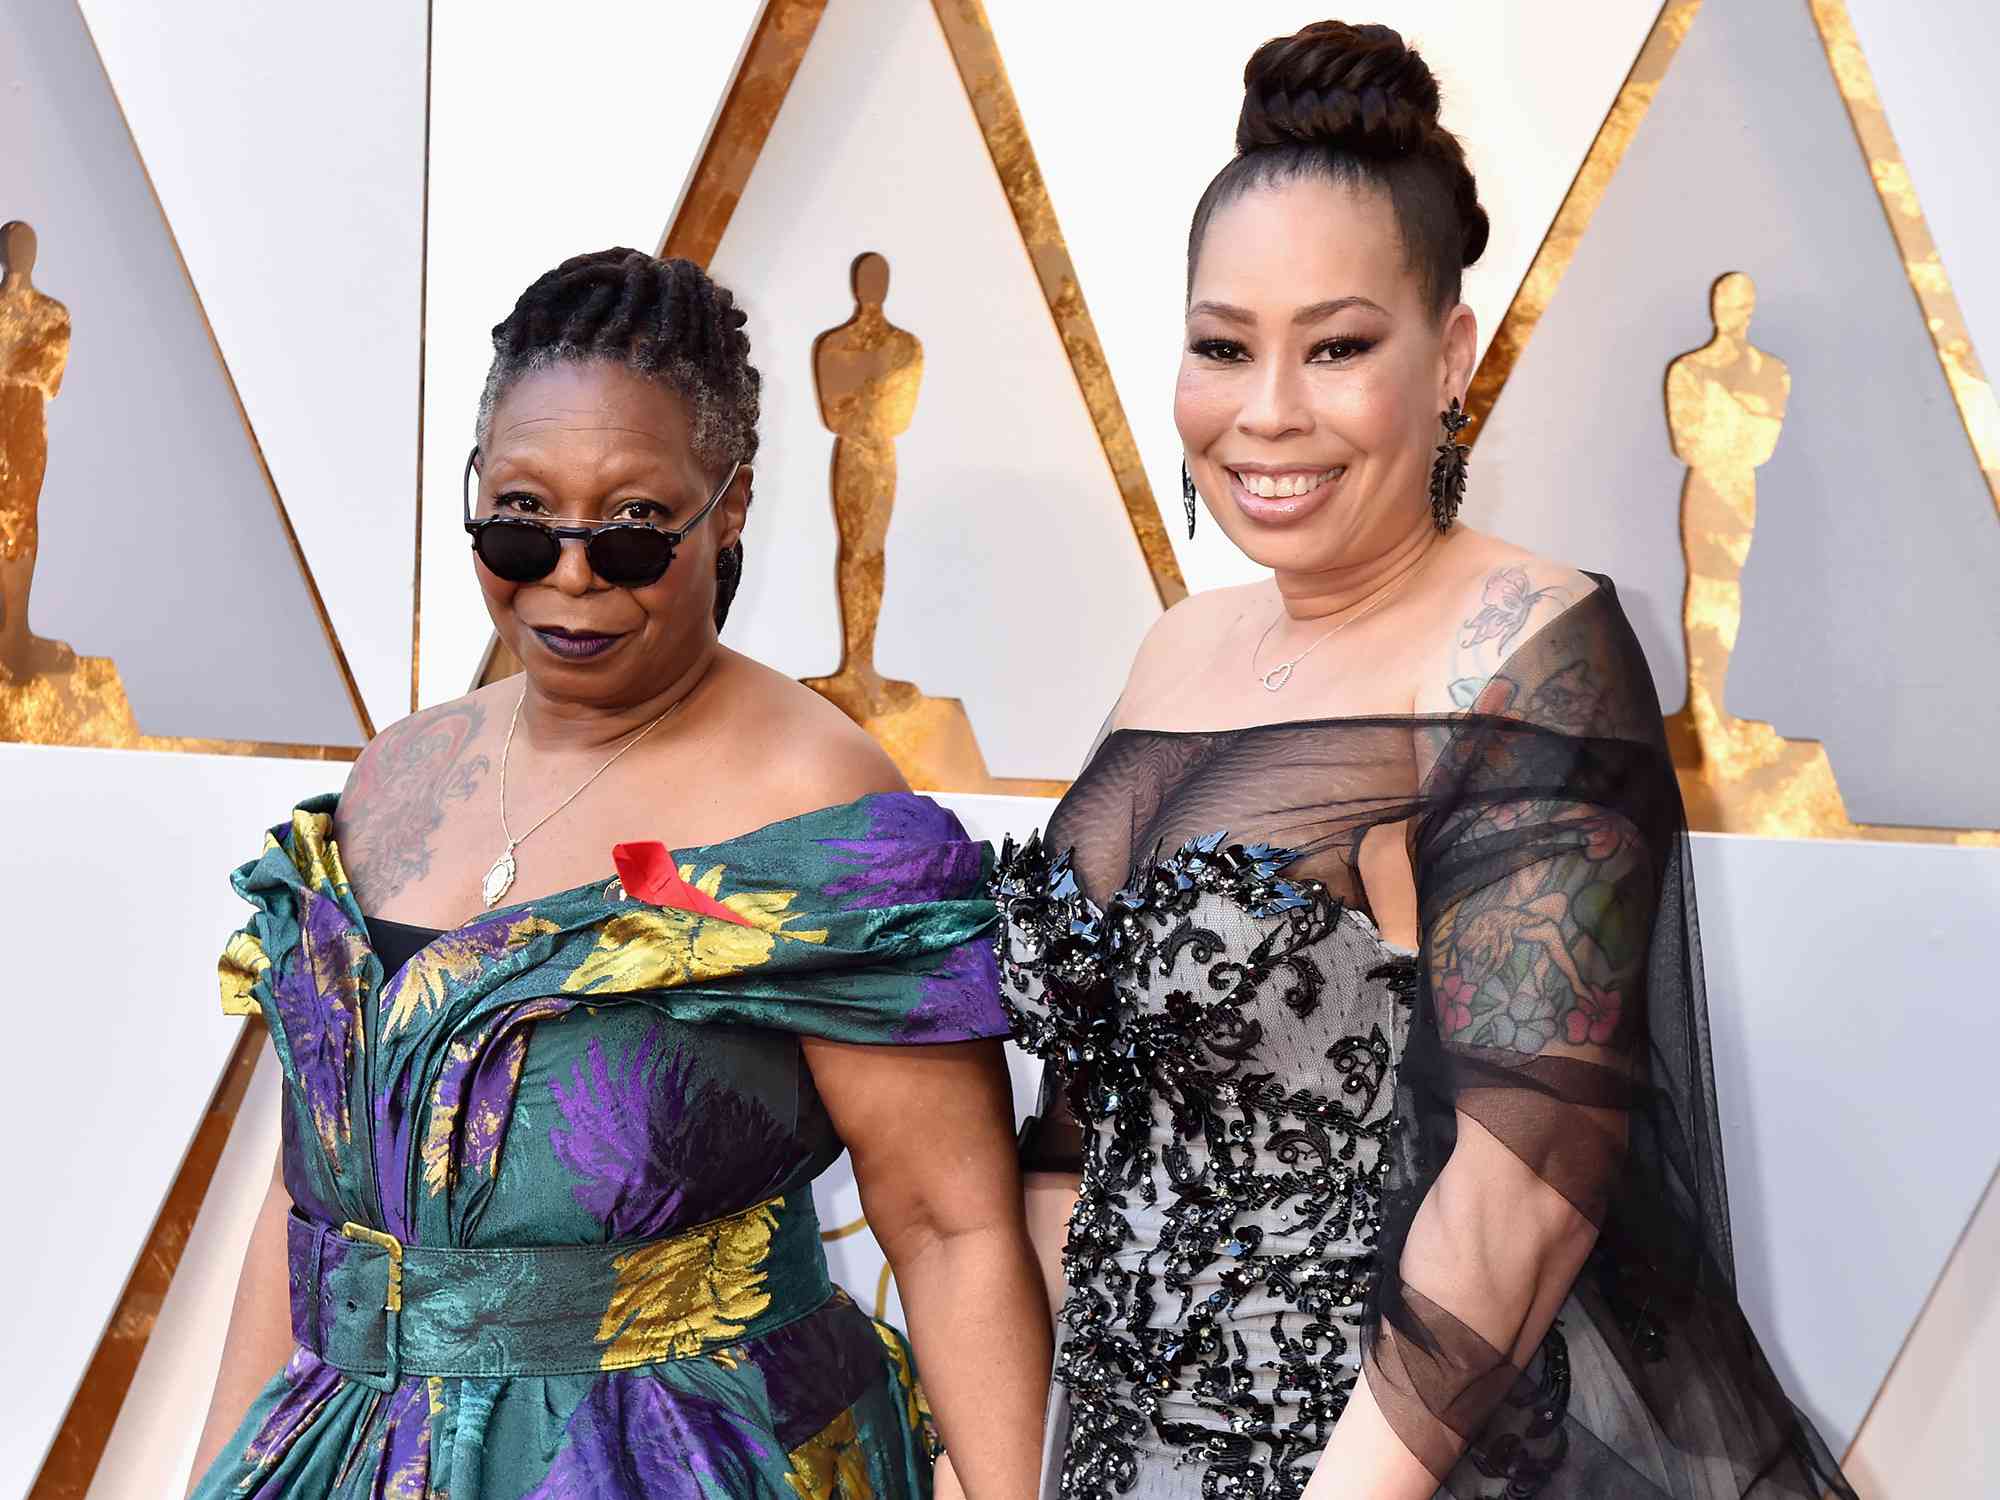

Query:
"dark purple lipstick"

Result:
[[531, 626, 623, 660]]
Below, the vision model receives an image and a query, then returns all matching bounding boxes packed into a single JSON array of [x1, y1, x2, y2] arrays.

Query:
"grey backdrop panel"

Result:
[[1694, 832, 2000, 1454], [1, 4, 362, 745], [1475, 0, 2000, 829]]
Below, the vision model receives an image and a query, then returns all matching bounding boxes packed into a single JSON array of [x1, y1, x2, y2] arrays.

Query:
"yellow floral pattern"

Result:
[[198, 790, 1003, 1500], [872, 1320, 932, 1447], [384, 914, 556, 1037], [418, 994, 567, 1197], [595, 1197, 779, 1368], [218, 929, 271, 1016], [785, 1409, 874, 1500], [286, 807, 351, 893], [565, 863, 828, 996]]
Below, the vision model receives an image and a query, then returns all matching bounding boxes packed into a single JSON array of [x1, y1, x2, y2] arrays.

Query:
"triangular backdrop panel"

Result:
[[1843, 1164, 2000, 1488], [1475, 0, 2000, 829], [76, 0, 427, 732], [709, 0, 1161, 780], [1695, 830, 2000, 1452], [2, 4, 365, 746], [417, 0, 767, 706], [989, 0, 1666, 595]]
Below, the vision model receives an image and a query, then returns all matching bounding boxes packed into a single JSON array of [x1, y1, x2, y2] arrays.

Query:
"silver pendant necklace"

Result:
[[482, 688, 686, 909], [1252, 546, 1440, 692]]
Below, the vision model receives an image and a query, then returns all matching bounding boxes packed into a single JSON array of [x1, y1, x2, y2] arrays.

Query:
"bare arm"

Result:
[[1306, 562, 1630, 1493], [1023, 1171, 1079, 1324], [804, 1036, 1051, 1500], [1305, 1117, 1602, 1497], [184, 1143, 294, 1494]]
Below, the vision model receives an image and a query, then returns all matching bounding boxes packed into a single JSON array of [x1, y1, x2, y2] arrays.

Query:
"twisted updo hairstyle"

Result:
[[476, 249, 763, 629], [1188, 21, 1489, 314]]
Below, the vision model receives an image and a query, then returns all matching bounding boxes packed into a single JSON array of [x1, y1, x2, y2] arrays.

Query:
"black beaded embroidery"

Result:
[[997, 831, 1419, 1500]]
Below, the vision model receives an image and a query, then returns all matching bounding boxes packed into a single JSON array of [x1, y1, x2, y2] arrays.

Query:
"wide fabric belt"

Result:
[[286, 1193, 833, 1385]]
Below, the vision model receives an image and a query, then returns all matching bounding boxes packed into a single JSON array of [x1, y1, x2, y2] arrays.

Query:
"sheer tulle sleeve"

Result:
[[1019, 1063, 1087, 1174], [1366, 585, 1851, 1496]]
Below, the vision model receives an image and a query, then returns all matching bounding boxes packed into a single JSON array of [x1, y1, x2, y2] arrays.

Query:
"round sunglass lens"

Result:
[[476, 522, 560, 582], [589, 528, 674, 586]]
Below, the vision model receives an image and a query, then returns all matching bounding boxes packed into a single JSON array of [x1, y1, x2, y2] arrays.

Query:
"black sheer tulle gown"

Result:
[[998, 578, 1854, 1499]]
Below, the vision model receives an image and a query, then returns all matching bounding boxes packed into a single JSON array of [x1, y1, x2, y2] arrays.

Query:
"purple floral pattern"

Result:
[[550, 1027, 790, 1238], [822, 793, 984, 909], [200, 790, 990, 1499], [239, 1348, 345, 1480], [274, 890, 372, 1167], [524, 1378, 773, 1499], [899, 938, 1006, 1042]]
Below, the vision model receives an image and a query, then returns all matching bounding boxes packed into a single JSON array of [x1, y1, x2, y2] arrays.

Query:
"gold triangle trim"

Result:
[[1842, 1156, 2000, 1467], [931, 0, 1187, 610], [27, 1022, 267, 1499], [1811, 0, 1999, 518], [64, 0, 376, 750], [1465, 0, 1702, 435], [474, 0, 830, 696], [475, 0, 1182, 790], [661, 0, 830, 267], [1454, 0, 1994, 847]]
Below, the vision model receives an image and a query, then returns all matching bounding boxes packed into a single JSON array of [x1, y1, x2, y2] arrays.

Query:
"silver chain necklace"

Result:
[[1251, 547, 1440, 692], [481, 689, 686, 908]]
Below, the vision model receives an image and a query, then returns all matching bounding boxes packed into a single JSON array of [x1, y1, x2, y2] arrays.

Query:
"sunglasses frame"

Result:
[[461, 446, 743, 587]]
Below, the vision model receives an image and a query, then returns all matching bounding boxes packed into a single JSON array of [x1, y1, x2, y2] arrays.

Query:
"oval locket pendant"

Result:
[[482, 848, 518, 908]]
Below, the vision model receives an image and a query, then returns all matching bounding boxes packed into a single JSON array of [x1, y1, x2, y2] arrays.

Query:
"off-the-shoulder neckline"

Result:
[[1105, 570, 1615, 743], [342, 788, 942, 935]]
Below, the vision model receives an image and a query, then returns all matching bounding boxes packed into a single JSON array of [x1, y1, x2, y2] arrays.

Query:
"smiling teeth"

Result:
[[1237, 468, 1341, 499]]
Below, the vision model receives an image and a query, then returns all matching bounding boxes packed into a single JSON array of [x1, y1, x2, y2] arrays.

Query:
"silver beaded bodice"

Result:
[[997, 833, 1418, 1499]]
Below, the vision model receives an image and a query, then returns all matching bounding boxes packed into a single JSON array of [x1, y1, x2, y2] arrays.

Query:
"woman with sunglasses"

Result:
[[187, 249, 1048, 1499]]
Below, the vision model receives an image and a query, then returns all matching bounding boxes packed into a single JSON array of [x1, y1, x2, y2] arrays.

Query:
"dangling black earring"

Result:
[[1429, 398, 1472, 532], [1182, 462, 1199, 539]]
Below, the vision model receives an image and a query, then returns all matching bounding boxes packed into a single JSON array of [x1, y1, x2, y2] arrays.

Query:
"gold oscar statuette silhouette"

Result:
[[0, 220, 140, 746], [1662, 272, 1858, 836], [801, 252, 1058, 794]]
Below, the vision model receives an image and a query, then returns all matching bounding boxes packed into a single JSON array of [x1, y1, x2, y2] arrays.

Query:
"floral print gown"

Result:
[[190, 791, 1007, 1500]]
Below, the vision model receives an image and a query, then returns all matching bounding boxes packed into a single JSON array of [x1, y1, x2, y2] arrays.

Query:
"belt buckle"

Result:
[[341, 1221, 405, 1388]]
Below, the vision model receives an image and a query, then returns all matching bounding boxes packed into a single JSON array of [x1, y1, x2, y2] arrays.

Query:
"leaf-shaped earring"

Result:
[[1182, 462, 1199, 539], [1429, 398, 1473, 532]]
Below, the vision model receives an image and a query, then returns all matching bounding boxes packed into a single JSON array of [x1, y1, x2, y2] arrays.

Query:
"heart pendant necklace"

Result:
[[1252, 544, 1441, 692], [483, 687, 685, 909]]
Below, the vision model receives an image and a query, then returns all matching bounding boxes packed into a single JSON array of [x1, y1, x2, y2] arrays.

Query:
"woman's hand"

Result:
[[804, 1035, 1051, 1500]]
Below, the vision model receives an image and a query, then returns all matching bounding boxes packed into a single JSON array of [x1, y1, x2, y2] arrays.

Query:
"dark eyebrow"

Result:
[[1292, 296, 1388, 325], [1187, 300, 1255, 326], [1187, 296, 1390, 327]]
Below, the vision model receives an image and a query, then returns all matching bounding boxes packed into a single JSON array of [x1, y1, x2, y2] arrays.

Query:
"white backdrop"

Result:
[[0, 744, 340, 1497]]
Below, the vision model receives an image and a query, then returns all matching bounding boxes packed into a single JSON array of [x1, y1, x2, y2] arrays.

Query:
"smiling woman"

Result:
[[184, 249, 1049, 1499], [1007, 20, 1855, 1500]]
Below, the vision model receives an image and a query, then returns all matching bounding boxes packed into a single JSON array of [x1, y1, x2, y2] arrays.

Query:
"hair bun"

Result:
[[1237, 21, 1440, 158]]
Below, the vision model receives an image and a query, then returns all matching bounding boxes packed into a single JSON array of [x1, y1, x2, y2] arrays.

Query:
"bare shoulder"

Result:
[[337, 683, 508, 903], [1413, 532, 1599, 714], [1119, 584, 1264, 716], [712, 652, 907, 820], [340, 684, 508, 809]]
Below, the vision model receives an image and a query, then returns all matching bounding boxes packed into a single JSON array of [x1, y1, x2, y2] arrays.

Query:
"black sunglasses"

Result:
[[462, 447, 741, 588]]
